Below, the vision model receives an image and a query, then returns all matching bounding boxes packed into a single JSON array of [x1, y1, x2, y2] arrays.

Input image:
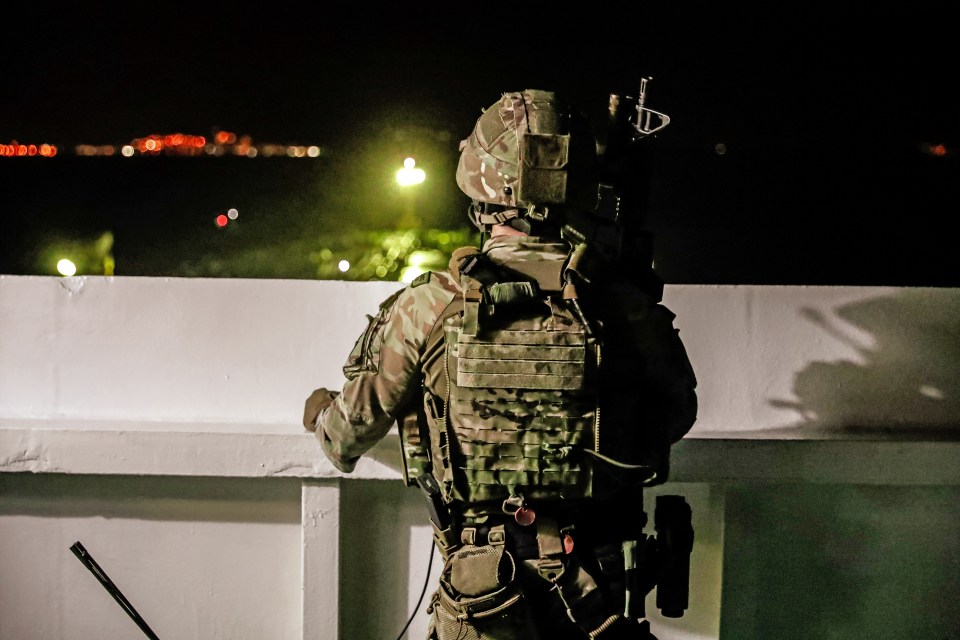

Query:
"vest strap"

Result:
[[536, 516, 565, 559]]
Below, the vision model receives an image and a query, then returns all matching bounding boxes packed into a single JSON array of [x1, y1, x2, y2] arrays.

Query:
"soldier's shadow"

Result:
[[769, 287, 960, 439]]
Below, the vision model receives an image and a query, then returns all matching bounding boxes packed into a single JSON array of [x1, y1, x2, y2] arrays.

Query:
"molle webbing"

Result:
[[440, 267, 598, 506], [457, 329, 586, 390], [446, 385, 596, 504]]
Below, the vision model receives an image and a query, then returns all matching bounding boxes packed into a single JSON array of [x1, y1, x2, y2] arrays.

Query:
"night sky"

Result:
[[2, 4, 957, 285]]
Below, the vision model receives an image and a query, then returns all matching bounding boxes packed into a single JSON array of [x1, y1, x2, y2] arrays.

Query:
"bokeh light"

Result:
[[399, 265, 427, 283], [57, 259, 77, 276], [396, 157, 426, 186]]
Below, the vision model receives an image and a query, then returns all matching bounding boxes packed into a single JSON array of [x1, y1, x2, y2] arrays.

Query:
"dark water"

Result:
[[2, 140, 957, 286]]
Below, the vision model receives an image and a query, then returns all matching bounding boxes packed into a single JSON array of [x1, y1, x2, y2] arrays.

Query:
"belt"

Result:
[[461, 514, 575, 561]]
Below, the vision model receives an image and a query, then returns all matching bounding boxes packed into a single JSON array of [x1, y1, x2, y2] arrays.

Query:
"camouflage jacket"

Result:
[[315, 235, 698, 477]]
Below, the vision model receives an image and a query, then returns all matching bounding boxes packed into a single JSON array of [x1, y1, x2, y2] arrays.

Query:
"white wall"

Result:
[[2, 275, 958, 639]]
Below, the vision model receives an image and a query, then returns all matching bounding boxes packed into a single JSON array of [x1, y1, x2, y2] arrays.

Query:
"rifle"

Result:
[[570, 77, 672, 300], [70, 541, 160, 639]]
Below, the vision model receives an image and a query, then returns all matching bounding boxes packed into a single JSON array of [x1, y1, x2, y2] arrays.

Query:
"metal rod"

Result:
[[69, 541, 160, 640]]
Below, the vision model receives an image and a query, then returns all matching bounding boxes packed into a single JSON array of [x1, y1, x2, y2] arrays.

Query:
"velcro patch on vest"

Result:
[[457, 329, 586, 390], [410, 271, 432, 287]]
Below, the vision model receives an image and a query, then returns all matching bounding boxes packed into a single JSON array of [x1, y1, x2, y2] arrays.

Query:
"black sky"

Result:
[[2, 4, 957, 285], [6, 5, 951, 145]]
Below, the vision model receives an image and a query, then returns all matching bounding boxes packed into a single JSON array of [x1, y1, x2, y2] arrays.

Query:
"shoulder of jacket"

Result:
[[390, 270, 461, 323], [407, 269, 460, 294]]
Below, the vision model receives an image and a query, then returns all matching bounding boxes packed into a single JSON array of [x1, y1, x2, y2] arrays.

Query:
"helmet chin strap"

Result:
[[469, 202, 522, 229], [470, 201, 559, 236]]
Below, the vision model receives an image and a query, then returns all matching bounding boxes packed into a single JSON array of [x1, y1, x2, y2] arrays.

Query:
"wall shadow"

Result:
[[339, 478, 432, 639], [719, 289, 960, 637], [0, 473, 301, 523], [768, 288, 960, 439]]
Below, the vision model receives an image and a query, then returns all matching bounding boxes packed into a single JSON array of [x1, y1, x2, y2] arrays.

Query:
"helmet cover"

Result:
[[456, 90, 599, 221]]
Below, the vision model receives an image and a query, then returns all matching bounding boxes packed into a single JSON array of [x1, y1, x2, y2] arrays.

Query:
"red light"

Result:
[[215, 214, 229, 227]]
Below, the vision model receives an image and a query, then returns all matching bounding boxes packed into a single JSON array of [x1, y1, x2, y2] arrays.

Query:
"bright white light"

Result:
[[307, 146, 321, 157], [406, 250, 438, 268], [396, 157, 426, 186], [57, 259, 77, 276], [338, 260, 350, 272], [227, 208, 239, 220], [121, 145, 135, 157], [400, 266, 427, 283]]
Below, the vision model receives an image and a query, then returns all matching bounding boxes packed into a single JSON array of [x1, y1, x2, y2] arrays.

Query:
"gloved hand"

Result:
[[303, 388, 340, 432]]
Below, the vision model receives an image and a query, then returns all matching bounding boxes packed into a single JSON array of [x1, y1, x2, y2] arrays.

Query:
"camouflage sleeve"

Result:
[[315, 273, 458, 473]]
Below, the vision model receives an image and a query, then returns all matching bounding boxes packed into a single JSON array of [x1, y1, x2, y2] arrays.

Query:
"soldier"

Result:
[[304, 89, 698, 639]]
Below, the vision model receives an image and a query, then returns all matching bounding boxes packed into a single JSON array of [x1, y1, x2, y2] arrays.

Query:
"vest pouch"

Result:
[[433, 542, 538, 640], [342, 288, 404, 379]]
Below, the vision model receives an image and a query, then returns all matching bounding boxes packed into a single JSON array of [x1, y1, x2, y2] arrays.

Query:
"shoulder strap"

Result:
[[420, 253, 472, 391]]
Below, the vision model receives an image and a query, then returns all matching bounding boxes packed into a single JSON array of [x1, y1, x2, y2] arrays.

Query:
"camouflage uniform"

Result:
[[309, 233, 698, 639]]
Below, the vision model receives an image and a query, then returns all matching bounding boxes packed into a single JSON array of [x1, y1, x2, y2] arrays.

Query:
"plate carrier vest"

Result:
[[400, 243, 655, 520]]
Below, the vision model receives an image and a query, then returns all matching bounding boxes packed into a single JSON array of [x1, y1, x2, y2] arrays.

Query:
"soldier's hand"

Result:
[[303, 388, 340, 432]]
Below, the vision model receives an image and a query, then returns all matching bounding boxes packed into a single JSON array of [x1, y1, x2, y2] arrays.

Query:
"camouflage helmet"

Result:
[[456, 89, 600, 231]]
